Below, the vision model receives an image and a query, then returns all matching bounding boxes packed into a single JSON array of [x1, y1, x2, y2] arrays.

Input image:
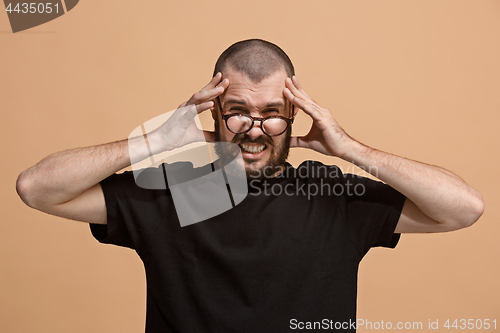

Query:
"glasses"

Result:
[[217, 97, 294, 137]]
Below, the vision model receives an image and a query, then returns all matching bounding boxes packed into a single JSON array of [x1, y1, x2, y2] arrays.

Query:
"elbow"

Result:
[[457, 191, 485, 230], [469, 191, 485, 226], [16, 171, 37, 209]]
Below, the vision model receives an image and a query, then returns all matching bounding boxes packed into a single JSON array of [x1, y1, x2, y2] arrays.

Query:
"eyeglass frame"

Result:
[[216, 96, 295, 137]]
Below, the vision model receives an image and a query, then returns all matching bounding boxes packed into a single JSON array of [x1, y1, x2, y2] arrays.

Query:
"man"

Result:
[[16, 39, 484, 332]]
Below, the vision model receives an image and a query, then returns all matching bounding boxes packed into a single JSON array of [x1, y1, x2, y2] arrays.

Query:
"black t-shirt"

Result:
[[90, 160, 406, 332]]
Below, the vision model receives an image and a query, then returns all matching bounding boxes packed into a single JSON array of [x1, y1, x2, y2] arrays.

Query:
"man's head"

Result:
[[213, 39, 295, 81], [212, 39, 296, 179]]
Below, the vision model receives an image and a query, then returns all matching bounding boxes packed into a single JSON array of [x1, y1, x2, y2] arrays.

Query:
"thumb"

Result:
[[290, 136, 308, 149], [202, 130, 217, 143]]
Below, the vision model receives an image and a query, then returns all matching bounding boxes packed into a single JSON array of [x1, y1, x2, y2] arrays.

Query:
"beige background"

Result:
[[1, 1, 499, 332]]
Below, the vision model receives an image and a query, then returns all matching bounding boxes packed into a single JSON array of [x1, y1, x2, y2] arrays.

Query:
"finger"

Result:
[[187, 79, 228, 105], [291, 76, 310, 98], [216, 77, 230, 90], [195, 101, 215, 114], [202, 73, 229, 92], [203, 72, 222, 90], [283, 87, 307, 110], [284, 87, 324, 123], [285, 77, 310, 102], [178, 101, 188, 108], [177, 101, 214, 128]]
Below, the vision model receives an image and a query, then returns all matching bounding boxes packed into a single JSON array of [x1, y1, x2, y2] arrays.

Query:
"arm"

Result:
[[16, 139, 132, 224], [16, 73, 229, 224], [343, 142, 484, 233], [284, 76, 484, 233]]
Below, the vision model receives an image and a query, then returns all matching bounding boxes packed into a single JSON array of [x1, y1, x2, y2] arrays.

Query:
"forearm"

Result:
[[343, 140, 484, 227], [16, 135, 149, 209]]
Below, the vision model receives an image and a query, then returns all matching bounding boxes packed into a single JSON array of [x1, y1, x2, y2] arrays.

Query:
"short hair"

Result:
[[213, 39, 295, 82]]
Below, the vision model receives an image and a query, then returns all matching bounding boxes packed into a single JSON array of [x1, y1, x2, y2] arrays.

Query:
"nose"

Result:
[[246, 119, 265, 139]]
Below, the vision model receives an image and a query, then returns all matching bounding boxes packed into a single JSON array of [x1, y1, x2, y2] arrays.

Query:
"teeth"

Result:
[[240, 143, 265, 154]]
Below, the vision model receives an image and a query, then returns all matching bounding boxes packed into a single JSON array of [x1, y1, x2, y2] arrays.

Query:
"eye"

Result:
[[224, 112, 247, 118], [229, 108, 248, 114]]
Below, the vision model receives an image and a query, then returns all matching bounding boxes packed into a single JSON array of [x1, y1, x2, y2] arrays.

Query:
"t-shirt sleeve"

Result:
[[341, 173, 406, 257], [89, 166, 169, 250]]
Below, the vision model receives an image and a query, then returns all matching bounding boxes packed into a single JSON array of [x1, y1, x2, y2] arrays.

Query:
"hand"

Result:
[[283, 76, 354, 159], [149, 73, 229, 153]]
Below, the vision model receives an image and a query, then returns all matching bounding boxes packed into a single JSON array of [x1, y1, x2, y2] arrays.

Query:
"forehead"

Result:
[[221, 67, 288, 108]]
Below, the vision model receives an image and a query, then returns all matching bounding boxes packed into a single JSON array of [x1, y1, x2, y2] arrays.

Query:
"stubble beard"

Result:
[[213, 117, 291, 180]]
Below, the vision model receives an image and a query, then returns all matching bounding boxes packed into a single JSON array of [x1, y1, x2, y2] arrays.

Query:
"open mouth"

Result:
[[239, 142, 267, 154]]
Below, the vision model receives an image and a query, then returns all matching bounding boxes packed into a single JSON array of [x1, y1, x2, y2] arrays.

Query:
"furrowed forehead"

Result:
[[223, 98, 286, 108], [217, 67, 289, 111], [221, 67, 287, 93]]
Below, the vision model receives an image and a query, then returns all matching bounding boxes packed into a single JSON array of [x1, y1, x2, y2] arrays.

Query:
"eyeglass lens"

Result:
[[226, 115, 288, 136]]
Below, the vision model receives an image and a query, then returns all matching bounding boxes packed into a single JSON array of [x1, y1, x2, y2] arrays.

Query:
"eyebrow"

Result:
[[224, 99, 285, 109]]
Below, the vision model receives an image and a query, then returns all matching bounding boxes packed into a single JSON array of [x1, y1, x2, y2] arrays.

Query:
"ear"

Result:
[[211, 107, 217, 121], [289, 103, 298, 119], [212, 96, 222, 121]]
